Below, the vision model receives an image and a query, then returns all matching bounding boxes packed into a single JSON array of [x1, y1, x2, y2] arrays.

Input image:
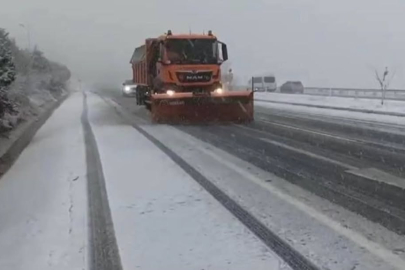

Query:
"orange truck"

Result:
[[130, 30, 254, 123]]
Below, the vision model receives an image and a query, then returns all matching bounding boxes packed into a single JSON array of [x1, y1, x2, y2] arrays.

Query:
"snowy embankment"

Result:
[[1, 74, 67, 132], [254, 92, 405, 116], [0, 75, 73, 176]]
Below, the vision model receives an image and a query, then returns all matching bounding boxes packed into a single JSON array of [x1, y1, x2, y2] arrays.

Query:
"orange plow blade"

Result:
[[150, 91, 254, 124]]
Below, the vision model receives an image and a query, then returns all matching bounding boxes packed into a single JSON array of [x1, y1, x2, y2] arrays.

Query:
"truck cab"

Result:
[[130, 30, 253, 123], [149, 30, 228, 94]]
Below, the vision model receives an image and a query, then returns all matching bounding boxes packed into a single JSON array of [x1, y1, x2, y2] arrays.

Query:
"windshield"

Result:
[[165, 39, 217, 64], [264, 77, 275, 83], [253, 77, 263, 83]]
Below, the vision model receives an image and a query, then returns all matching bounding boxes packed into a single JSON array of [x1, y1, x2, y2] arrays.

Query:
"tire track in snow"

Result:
[[81, 92, 123, 270], [111, 114, 320, 270]]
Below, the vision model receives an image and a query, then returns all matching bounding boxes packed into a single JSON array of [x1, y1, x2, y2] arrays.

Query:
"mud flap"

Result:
[[150, 91, 254, 124]]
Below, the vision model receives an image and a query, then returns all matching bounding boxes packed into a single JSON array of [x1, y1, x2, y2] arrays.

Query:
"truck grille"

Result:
[[176, 71, 212, 83]]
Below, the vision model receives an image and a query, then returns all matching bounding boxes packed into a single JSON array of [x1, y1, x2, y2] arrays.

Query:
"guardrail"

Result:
[[303, 87, 405, 101], [233, 85, 405, 101]]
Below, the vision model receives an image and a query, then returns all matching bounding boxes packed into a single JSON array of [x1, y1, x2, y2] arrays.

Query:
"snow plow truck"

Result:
[[130, 30, 254, 123]]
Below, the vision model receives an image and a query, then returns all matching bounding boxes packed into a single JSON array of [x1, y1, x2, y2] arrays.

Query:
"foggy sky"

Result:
[[1, 0, 405, 89]]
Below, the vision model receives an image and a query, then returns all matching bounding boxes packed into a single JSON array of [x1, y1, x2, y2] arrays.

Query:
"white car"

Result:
[[249, 75, 277, 92]]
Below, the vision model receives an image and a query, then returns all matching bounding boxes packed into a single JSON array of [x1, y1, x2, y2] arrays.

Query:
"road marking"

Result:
[[259, 137, 405, 190], [347, 167, 405, 190], [258, 137, 357, 170], [257, 119, 358, 143], [193, 142, 405, 270], [254, 118, 405, 153], [257, 108, 405, 133]]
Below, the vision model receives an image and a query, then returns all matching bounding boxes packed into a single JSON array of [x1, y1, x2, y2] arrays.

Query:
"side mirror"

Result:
[[222, 43, 228, 61]]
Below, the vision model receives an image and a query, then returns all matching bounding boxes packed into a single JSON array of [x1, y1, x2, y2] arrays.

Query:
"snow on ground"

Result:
[[255, 99, 405, 126], [255, 92, 405, 115], [138, 124, 405, 270], [0, 92, 87, 270], [2, 89, 404, 270], [86, 93, 291, 270], [1, 74, 67, 133]]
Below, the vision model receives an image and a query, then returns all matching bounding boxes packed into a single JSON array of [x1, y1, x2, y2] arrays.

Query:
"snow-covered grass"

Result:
[[255, 101, 405, 127], [0, 73, 68, 135], [255, 92, 405, 115]]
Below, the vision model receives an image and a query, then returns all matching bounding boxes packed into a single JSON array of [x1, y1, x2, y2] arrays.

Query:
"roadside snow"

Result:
[[87, 93, 291, 270], [1, 74, 68, 134], [255, 100, 405, 126], [0, 93, 87, 270], [255, 92, 405, 115]]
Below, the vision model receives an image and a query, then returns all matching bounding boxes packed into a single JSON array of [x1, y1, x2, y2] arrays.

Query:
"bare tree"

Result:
[[373, 67, 396, 105]]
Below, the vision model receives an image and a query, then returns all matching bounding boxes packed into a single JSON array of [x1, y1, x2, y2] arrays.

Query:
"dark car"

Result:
[[280, 81, 304, 94]]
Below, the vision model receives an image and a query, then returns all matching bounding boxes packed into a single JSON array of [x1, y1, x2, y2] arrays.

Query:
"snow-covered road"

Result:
[[1, 91, 405, 270], [86, 93, 289, 270], [0, 93, 87, 270]]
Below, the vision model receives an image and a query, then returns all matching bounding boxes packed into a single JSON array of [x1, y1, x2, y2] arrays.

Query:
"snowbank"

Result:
[[255, 92, 405, 115], [0, 73, 68, 134], [0, 93, 87, 270]]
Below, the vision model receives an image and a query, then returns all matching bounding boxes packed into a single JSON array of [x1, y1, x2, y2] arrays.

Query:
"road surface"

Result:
[[0, 88, 405, 270]]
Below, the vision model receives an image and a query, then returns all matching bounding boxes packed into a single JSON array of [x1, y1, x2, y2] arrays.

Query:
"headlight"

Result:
[[124, 86, 131, 92], [215, 88, 223, 94], [166, 90, 175, 96]]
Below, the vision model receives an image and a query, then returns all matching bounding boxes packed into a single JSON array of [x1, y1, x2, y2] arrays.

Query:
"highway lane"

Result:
[[180, 124, 405, 234], [103, 89, 405, 236], [2, 88, 404, 269], [85, 92, 292, 270], [1, 92, 297, 270]]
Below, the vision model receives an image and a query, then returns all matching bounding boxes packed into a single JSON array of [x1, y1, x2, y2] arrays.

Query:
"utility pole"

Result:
[[19, 23, 32, 93], [19, 23, 31, 51]]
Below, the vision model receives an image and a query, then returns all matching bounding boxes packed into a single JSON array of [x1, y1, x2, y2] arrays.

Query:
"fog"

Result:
[[2, 0, 405, 89]]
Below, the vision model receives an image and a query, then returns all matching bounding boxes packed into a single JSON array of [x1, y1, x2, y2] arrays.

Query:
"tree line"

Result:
[[0, 28, 71, 121]]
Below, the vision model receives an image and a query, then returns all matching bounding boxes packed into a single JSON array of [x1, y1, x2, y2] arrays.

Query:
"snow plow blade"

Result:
[[150, 91, 254, 124]]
